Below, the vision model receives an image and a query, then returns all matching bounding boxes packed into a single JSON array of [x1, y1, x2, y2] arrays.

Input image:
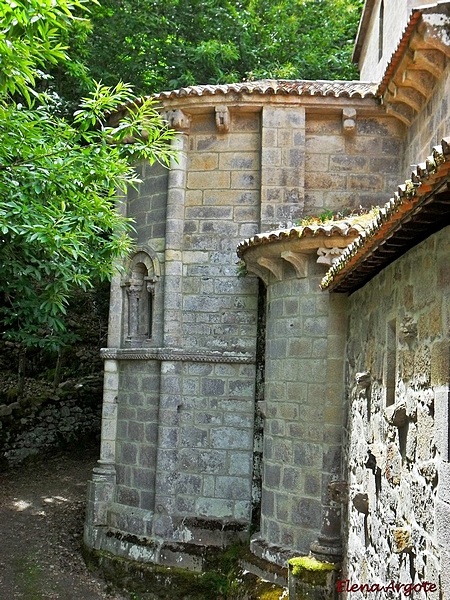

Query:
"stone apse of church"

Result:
[[83, 82, 408, 568], [83, 3, 450, 598]]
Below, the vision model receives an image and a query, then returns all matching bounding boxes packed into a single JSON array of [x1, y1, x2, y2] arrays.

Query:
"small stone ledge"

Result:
[[100, 347, 255, 363], [239, 544, 288, 588], [250, 534, 299, 568], [86, 516, 251, 571], [82, 543, 215, 598]]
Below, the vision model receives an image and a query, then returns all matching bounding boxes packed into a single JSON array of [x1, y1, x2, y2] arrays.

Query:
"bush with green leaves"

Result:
[[0, 0, 175, 350]]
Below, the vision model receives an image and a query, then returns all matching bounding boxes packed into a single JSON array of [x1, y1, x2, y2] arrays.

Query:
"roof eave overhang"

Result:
[[237, 220, 373, 286], [378, 4, 450, 126]]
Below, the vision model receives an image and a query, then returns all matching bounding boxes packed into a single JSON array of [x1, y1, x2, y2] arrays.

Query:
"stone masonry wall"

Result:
[[304, 113, 404, 216], [260, 105, 306, 230], [344, 225, 450, 597], [114, 360, 160, 516], [402, 63, 450, 177], [253, 254, 347, 561], [155, 361, 255, 528], [183, 110, 260, 352], [128, 160, 168, 248], [87, 95, 411, 564], [96, 109, 263, 548]]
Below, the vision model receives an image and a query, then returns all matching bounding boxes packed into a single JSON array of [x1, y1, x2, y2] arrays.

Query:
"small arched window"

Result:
[[124, 247, 160, 342]]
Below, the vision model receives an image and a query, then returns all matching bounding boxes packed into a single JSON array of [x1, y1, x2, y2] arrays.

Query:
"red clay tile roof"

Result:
[[377, 8, 423, 97], [153, 80, 378, 101], [320, 137, 450, 292], [236, 218, 373, 259]]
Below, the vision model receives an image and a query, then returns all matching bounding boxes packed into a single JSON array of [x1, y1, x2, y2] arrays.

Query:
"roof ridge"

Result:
[[152, 80, 379, 101]]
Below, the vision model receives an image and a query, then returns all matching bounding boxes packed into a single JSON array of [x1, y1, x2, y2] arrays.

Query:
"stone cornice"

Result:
[[108, 81, 380, 125], [378, 4, 450, 125], [100, 347, 255, 363]]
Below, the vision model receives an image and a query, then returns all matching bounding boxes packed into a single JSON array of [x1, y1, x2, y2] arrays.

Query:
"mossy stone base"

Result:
[[82, 542, 287, 599], [288, 556, 340, 600]]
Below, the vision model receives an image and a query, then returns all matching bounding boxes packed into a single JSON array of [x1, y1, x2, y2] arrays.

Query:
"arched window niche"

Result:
[[122, 246, 160, 344]]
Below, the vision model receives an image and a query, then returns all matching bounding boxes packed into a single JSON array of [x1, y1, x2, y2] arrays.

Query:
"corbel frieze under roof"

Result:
[[378, 3, 450, 125], [237, 221, 370, 286]]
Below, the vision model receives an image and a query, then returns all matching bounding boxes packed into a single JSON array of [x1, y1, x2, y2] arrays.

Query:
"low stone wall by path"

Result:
[[0, 374, 103, 467]]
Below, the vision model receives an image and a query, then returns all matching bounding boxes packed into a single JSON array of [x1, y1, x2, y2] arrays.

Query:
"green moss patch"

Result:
[[288, 556, 337, 587]]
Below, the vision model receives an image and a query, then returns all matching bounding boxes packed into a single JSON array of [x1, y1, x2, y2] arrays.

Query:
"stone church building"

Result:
[[85, 1, 450, 597]]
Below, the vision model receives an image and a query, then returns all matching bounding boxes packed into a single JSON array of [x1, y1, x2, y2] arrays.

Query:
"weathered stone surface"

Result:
[[393, 527, 413, 553], [344, 225, 450, 595], [83, 31, 450, 591]]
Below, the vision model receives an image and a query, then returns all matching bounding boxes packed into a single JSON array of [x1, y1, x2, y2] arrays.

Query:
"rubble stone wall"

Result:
[[344, 225, 450, 597]]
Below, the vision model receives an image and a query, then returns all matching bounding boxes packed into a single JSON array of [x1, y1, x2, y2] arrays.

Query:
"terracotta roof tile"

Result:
[[377, 9, 423, 97], [236, 217, 373, 259], [320, 137, 450, 292], [153, 79, 378, 101]]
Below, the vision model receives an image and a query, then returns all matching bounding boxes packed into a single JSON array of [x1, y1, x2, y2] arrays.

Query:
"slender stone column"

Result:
[[85, 358, 119, 532], [85, 194, 127, 538], [163, 125, 189, 348], [153, 122, 190, 539]]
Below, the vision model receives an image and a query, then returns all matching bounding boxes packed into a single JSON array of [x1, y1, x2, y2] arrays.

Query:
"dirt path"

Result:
[[0, 443, 129, 600]]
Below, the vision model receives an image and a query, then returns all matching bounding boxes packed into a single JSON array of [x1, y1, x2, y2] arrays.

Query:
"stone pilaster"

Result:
[[163, 130, 189, 348], [152, 127, 190, 539], [260, 105, 305, 231], [84, 360, 119, 548]]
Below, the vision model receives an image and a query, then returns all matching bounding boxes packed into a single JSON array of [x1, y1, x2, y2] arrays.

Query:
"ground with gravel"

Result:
[[0, 442, 130, 600]]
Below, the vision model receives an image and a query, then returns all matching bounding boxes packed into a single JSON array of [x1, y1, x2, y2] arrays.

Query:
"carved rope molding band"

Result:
[[100, 347, 255, 364]]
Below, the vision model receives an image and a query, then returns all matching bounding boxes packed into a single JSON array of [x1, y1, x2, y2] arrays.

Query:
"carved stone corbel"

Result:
[[165, 109, 191, 131], [215, 106, 230, 132], [328, 481, 349, 504], [245, 263, 269, 286], [281, 251, 308, 278], [342, 107, 356, 134], [256, 256, 283, 281], [145, 277, 156, 297], [317, 247, 347, 266]]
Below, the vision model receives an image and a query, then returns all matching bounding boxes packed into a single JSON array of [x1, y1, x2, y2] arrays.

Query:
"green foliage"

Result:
[[83, 0, 364, 96], [0, 0, 175, 350]]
